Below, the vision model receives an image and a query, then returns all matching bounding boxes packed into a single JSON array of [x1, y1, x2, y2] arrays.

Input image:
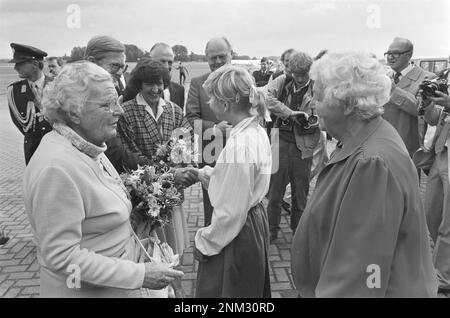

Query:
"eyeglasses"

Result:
[[384, 50, 411, 59], [109, 63, 127, 71], [86, 97, 122, 113]]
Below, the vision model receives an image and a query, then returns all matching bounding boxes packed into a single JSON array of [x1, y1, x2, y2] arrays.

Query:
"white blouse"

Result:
[[195, 116, 272, 256]]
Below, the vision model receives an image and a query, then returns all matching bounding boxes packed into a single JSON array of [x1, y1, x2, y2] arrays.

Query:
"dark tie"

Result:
[[393, 72, 401, 84]]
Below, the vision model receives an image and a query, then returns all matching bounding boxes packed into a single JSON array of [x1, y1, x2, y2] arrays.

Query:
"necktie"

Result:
[[393, 72, 401, 84]]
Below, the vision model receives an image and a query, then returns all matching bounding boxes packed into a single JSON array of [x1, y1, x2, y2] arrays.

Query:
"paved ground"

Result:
[[0, 93, 301, 298], [0, 92, 448, 298]]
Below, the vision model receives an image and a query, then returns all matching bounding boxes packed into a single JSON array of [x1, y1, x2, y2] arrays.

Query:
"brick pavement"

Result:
[[0, 95, 448, 298], [0, 96, 301, 298]]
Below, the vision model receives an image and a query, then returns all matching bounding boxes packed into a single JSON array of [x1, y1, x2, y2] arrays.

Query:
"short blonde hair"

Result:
[[203, 64, 266, 118], [310, 51, 391, 120], [43, 61, 112, 124]]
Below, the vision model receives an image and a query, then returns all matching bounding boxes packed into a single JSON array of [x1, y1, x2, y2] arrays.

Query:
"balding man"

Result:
[[149, 43, 185, 109], [383, 37, 435, 157], [84, 35, 150, 172], [185, 37, 233, 226]]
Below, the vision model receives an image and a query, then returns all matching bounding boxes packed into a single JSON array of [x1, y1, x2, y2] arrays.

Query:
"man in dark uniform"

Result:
[[252, 57, 273, 87], [7, 43, 52, 164]]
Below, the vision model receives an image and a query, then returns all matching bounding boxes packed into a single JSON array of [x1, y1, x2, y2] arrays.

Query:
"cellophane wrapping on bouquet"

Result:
[[120, 137, 197, 298]]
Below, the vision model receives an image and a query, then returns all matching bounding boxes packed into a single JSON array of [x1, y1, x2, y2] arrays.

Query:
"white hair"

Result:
[[43, 61, 112, 124], [310, 51, 391, 120], [203, 64, 266, 118]]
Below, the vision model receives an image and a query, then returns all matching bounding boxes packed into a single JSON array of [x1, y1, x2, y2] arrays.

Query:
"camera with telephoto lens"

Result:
[[419, 78, 448, 99], [418, 70, 450, 116]]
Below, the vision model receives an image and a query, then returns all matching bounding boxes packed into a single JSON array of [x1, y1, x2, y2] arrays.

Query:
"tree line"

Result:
[[68, 44, 258, 62]]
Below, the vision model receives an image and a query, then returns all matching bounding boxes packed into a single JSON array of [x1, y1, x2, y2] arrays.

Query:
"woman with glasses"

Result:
[[23, 61, 184, 297]]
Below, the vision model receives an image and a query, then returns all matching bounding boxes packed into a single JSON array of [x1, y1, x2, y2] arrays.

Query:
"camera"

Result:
[[419, 78, 448, 99], [293, 112, 319, 130], [292, 112, 319, 135]]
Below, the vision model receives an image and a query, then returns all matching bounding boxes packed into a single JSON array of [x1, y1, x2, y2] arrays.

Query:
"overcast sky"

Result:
[[0, 0, 449, 60]]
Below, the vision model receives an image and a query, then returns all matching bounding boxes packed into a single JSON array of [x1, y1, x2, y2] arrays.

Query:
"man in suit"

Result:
[[7, 43, 53, 164], [422, 90, 450, 294], [185, 36, 233, 226], [85, 35, 128, 96], [253, 57, 273, 87], [383, 37, 436, 157], [46, 56, 64, 79], [149, 43, 185, 109], [84, 35, 150, 173]]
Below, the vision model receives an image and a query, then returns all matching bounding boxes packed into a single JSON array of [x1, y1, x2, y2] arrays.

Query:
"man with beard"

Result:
[[7, 43, 52, 164], [149, 43, 185, 109], [185, 36, 233, 226]]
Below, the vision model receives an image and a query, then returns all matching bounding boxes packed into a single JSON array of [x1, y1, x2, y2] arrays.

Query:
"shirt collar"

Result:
[[399, 63, 414, 77], [52, 122, 107, 158], [293, 79, 311, 92], [327, 116, 383, 165], [163, 88, 171, 102], [229, 116, 259, 139], [136, 93, 165, 121], [28, 74, 45, 90]]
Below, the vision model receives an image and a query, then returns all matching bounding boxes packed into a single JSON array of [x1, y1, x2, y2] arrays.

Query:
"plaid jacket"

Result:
[[117, 97, 192, 158]]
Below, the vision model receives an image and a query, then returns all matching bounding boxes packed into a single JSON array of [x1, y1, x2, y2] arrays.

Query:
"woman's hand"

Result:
[[174, 167, 198, 187], [142, 262, 184, 290], [198, 166, 213, 190]]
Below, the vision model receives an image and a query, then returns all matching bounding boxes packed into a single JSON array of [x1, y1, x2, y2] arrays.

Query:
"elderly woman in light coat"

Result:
[[291, 51, 438, 297], [23, 61, 183, 297]]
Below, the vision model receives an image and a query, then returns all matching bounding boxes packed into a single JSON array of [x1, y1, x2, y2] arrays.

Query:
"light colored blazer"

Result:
[[23, 131, 145, 298], [383, 65, 435, 156]]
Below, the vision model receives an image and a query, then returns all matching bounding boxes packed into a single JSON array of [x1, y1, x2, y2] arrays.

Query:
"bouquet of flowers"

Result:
[[154, 137, 198, 168], [120, 165, 183, 238], [121, 165, 186, 298]]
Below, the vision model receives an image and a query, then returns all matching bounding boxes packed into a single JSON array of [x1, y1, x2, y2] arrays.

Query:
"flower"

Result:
[[152, 182, 162, 195], [120, 164, 185, 236], [154, 138, 196, 168]]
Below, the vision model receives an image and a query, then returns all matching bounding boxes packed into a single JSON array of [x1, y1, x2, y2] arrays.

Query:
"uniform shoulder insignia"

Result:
[[8, 79, 25, 87]]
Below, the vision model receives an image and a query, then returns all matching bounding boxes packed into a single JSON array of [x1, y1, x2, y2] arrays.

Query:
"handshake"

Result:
[[173, 166, 212, 189]]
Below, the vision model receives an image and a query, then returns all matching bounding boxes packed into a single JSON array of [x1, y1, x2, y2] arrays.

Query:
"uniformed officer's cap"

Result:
[[9, 43, 48, 64]]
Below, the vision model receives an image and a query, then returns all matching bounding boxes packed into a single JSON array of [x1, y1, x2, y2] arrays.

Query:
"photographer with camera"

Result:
[[382, 37, 436, 158], [265, 52, 320, 242], [421, 84, 450, 294]]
